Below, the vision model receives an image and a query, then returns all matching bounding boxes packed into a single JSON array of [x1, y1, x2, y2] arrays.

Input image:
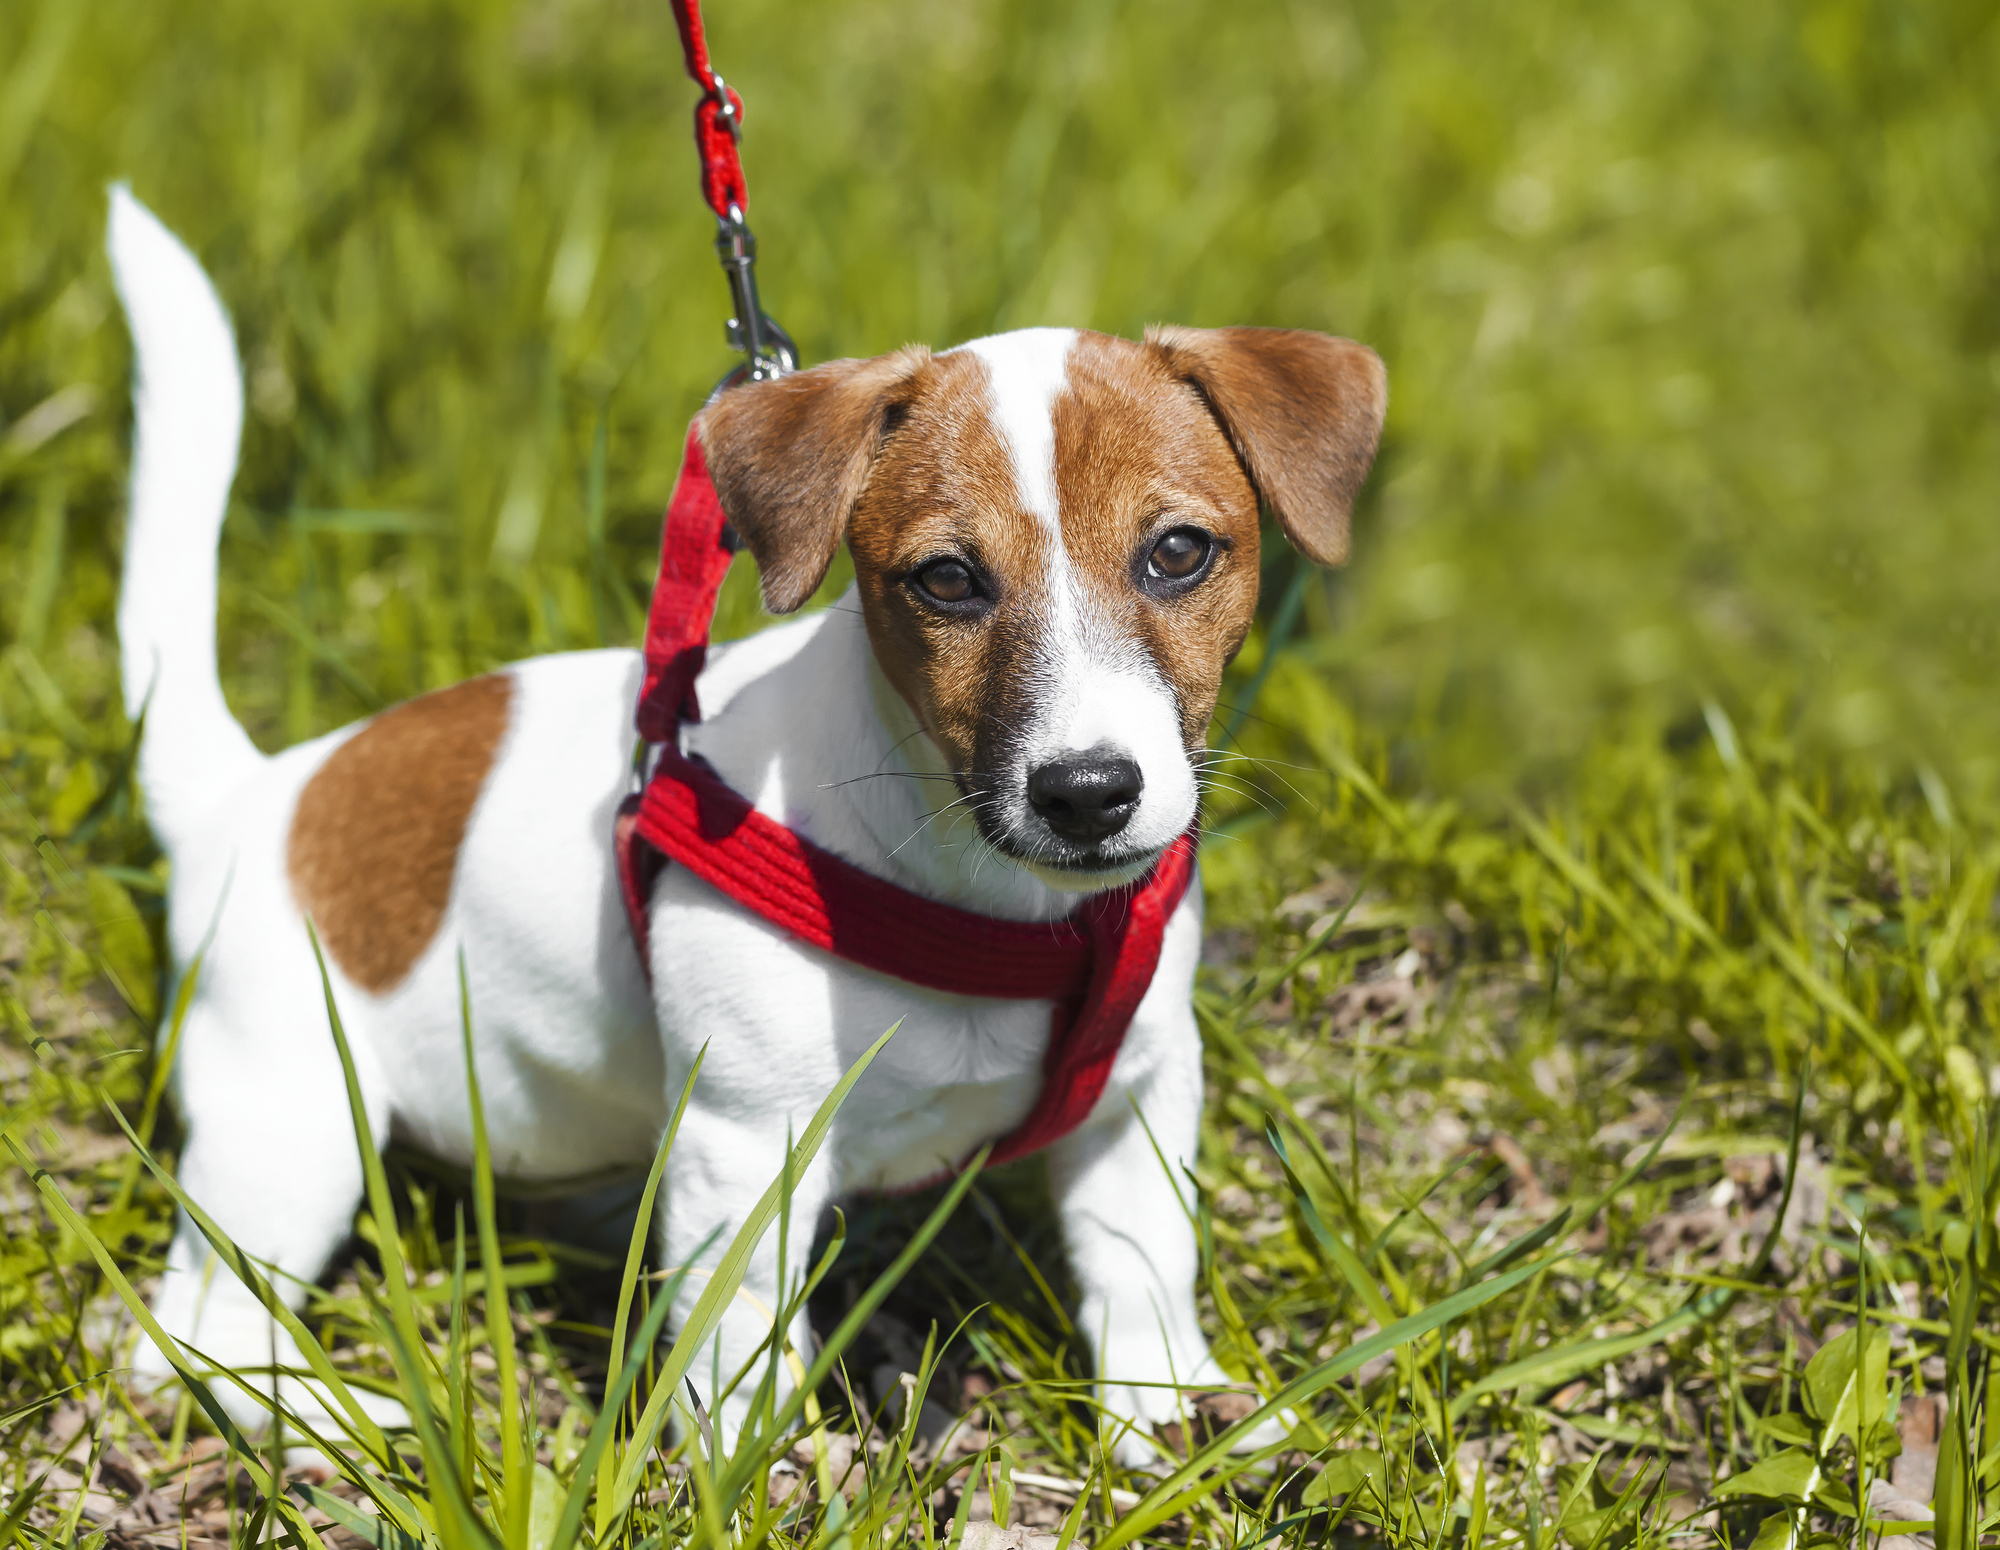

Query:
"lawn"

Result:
[[2, 0, 1998, 1546]]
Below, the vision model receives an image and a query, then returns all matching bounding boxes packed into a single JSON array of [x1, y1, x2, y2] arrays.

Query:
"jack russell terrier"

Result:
[[107, 187, 1384, 1457]]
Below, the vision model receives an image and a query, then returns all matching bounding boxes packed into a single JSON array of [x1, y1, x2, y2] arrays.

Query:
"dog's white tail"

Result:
[[108, 185, 266, 855]]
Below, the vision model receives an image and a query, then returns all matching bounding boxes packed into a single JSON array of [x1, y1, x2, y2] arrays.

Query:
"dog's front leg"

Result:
[[655, 1085, 835, 1458], [1044, 900, 1250, 1464]]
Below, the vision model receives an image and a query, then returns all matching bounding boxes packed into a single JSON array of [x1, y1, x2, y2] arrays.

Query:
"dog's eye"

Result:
[[914, 558, 979, 605], [1147, 528, 1212, 582]]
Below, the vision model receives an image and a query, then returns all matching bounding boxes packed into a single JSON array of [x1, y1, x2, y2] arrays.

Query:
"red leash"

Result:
[[617, 3, 1197, 1173], [667, 0, 747, 223], [668, 0, 795, 383]]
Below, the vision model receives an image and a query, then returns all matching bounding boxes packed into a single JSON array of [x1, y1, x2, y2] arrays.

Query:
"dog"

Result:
[[108, 186, 1385, 1458]]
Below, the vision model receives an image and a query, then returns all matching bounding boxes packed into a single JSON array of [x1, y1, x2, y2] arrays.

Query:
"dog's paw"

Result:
[[1166, 1390, 1293, 1456], [1098, 1383, 1294, 1470], [281, 1377, 411, 1440], [130, 1320, 410, 1460], [1107, 1422, 1171, 1472]]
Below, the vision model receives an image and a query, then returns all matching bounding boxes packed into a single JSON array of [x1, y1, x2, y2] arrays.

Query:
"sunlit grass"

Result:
[[3, 0, 1999, 1544], [8, 694, 1998, 1547]]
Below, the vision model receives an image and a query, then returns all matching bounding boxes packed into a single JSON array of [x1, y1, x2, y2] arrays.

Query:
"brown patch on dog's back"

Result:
[[288, 673, 514, 993]]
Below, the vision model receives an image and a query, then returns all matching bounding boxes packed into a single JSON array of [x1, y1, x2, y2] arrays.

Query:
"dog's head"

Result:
[[700, 326, 1385, 888]]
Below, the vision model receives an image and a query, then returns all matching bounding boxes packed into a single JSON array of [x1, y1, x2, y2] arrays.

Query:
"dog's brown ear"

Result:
[[1144, 325, 1386, 566], [698, 348, 930, 613]]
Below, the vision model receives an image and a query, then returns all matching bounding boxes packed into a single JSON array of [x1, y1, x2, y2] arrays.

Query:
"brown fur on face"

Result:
[[843, 348, 1062, 783], [1144, 325, 1387, 566], [743, 338, 1261, 787], [1051, 332, 1266, 749], [289, 672, 513, 992], [701, 347, 932, 613], [699, 326, 1386, 854]]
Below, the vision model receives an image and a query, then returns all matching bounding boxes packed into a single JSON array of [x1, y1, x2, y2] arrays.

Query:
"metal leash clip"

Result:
[[703, 74, 794, 386], [713, 200, 797, 386]]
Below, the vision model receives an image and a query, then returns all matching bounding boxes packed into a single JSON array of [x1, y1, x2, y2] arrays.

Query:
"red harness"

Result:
[[613, 427, 1198, 1170]]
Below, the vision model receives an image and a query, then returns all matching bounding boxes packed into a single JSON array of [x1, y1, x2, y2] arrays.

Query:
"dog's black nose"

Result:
[[1027, 753, 1143, 844]]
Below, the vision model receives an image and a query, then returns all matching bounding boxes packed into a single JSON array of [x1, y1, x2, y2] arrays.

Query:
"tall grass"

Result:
[[2, 0, 1998, 1546]]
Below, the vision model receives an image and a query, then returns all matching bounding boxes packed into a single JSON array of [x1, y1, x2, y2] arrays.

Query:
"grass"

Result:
[[3, 0, 1999, 1545]]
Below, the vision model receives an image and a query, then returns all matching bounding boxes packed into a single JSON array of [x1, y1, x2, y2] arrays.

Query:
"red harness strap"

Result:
[[614, 427, 1197, 1170]]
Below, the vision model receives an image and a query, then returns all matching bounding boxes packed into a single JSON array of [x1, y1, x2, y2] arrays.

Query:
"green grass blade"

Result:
[[592, 1041, 704, 1539], [0, 1455, 61, 1545], [457, 954, 527, 1548], [1267, 1121, 1398, 1328], [242, 591, 384, 709], [1511, 805, 1648, 948], [1460, 1092, 1684, 1288], [4, 1134, 285, 1502], [545, 1243, 709, 1550], [1761, 931, 1912, 1085], [601, 1020, 901, 1520], [1451, 1067, 1800, 1416], [1233, 865, 1374, 1013], [289, 1480, 430, 1550], [98, 1097, 392, 1463], [1096, 1252, 1563, 1549], [111, 865, 234, 1213], [1363, 1148, 1485, 1270], [714, 1145, 992, 1516], [307, 923, 498, 1550]]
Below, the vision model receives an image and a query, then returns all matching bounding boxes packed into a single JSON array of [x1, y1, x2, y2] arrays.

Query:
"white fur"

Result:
[[113, 194, 1238, 1459], [957, 332, 1199, 884], [108, 186, 266, 852]]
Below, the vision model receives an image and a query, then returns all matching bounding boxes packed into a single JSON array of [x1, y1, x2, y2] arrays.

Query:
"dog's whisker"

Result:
[[1195, 745, 1321, 773], [1197, 778, 1279, 818], [817, 771, 961, 790], [885, 788, 983, 862], [1195, 754, 1319, 812]]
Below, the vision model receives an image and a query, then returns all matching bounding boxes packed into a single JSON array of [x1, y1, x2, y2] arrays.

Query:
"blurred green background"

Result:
[[6, 8, 2000, 1522], [3, 0, 1997, 815]]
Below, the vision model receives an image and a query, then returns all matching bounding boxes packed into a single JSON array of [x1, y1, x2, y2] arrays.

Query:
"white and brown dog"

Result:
[[109, 188, 1384, 1454]]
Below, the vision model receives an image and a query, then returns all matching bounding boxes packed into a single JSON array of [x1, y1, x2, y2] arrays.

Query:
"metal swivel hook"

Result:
[[713, 202, 797, 386]]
